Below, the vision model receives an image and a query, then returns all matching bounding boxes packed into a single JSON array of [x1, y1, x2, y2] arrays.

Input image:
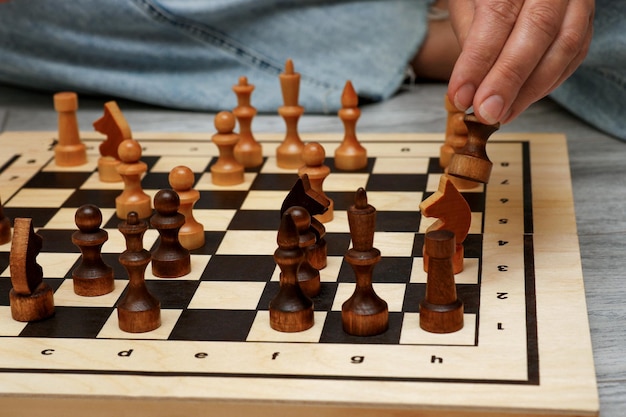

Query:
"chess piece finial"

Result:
[[211, 111, 245, 186], [419, 229, 464, 333], [71, 204, 115, 296], [447, 113, 500, 184]]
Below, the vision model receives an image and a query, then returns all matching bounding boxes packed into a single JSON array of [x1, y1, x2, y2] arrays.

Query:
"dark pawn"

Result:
[[341, 188, 388, 336], [150, 189, 191, 278], [284, 206, 320, 297], [71, 204, 114, 296], [117, 211, 160, 333], [269, 212, 314, 333], [419, 229, 464, 333]]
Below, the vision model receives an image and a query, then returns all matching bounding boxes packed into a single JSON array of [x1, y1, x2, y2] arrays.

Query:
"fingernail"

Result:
[[478, 95, 505, 125], [453, 84, 475, 111]]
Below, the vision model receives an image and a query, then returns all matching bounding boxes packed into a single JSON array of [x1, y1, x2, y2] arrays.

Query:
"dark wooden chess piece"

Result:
[[419, 229, 464, 333], [284, 206, 320, 298], [298, 142, 333, 223], [117, 211, 161, 333], [341, 188, 388, 336], [71, 204, 114, 296], [0, 195, 11, 245], [9, 218, 55, 322], [269, 212, 314, 333], [150, 189, 191, 278], [447, 113, 500, 184]]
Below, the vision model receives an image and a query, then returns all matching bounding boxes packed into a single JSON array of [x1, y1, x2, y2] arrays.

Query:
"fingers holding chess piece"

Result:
[[447, 113, 500, 184]]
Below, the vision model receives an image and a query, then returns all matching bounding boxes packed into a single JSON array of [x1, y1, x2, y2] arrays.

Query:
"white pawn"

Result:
[[169, 165, 205, 250], [211, 111, 245, 186]]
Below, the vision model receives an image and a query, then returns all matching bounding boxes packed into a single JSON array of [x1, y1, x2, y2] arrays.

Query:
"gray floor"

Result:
[[1, 82, 625, 415]]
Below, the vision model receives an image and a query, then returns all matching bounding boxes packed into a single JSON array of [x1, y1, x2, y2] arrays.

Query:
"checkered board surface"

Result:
[[0, 131, 598, 417]]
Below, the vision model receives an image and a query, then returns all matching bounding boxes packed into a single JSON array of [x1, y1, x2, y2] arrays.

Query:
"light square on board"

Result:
[[53, 279, 127, 307], [44, 207, 117, 229], [246, 311, 327, 343], [42, 159, 98, 173], [365, 191, 423, 212], [372, 157, 429, 174], [6, 188, 76, 208], [37, 253, 81, 278], [373, 232, 416, 257], [80, 172, 125, 190], [97, 308, 183, 340], [216, 230, 277, 255], [188, 281, 267, 310], [240, 190, 289, 210], [0, 306, 28, 336], [323, 173, 369, 192], [149, 156, 210, 173], [191, 209, 237, 231]]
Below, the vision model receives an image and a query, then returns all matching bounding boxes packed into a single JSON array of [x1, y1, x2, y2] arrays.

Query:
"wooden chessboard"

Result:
[[0, 130, 598, 417]]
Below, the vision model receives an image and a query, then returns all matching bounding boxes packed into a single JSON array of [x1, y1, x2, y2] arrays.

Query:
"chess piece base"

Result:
[[419, 299, 464, 333], [10, 283, 55, 322], [447, 153, 492, 184]]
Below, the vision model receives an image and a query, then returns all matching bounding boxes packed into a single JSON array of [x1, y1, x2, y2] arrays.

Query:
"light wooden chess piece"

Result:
[[298, 142, 333, 223], [335, 81, 367, 171], [419, 174, 471, 274], [232, 76, 263, 168], [115, 139, 152, 220], [447, 113, 500, 184], [9, 218, 55, 322], [53, 92, 87, 167], [93, 101, 132, 182], [419, 229, 464, 333], [169, 165, 205, 250], [211, 111, 245, 186], [276, 59, 305, 169]]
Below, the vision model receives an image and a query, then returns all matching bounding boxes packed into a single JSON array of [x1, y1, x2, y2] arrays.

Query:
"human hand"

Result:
[[447, 0, 594, 125]]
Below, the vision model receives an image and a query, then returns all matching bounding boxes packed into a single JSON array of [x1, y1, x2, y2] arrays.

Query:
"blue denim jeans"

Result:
[[550, 0, 626, 140], [0, 0, 430, 114], [0, 0, 624, 140]]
